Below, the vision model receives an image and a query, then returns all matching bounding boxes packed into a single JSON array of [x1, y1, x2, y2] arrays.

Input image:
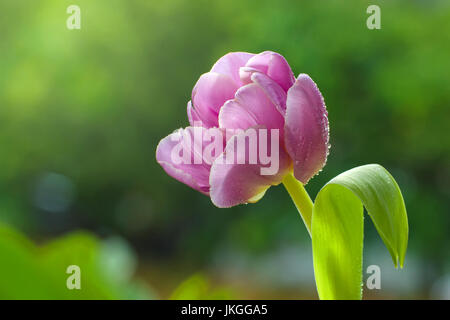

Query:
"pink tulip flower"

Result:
[[156, 51, 329, 208]]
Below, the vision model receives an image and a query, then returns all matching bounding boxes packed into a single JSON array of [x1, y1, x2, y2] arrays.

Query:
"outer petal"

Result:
[[192, 72, 239, 128], [156, 127, 225, 195], [218, 83, 285, 132], [284, 74, 330, 184], [187, 101, 201, 126], [211, 52, 255, 85], [210, 127, 291, 208], [241, 51, 295, 92]]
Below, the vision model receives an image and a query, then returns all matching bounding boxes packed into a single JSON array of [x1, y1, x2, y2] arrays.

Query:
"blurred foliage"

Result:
[[0, 223, 153, 299], [0, 0, 449, 298], [170, 274, 234, 300]]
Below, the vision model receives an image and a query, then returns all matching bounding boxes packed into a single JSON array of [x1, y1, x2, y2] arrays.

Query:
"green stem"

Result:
[[282, 173, 314, 236]]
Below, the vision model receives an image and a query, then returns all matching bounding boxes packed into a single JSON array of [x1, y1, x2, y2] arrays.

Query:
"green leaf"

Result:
[[311, 164, 408, 300]]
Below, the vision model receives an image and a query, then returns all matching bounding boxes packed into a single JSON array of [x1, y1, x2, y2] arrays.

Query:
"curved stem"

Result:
[[282, 173, 314, 236]]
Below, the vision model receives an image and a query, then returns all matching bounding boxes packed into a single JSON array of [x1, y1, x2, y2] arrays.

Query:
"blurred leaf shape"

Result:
[[312, 164, 408, 299], [0, 224, 153, 299], [170, 273, 234, 300]]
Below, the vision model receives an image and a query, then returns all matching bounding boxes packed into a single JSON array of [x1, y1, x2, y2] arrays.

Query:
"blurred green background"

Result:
[[0, 0, 449, 299]]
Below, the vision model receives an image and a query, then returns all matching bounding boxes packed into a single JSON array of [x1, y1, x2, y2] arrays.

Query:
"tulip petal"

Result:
[[284, 74, 330, 184], [242, 51, 295, 92], [210, 127, 291, 208], [211, 52, 255, 85], [192, 72, 239, 128], [156, 127, 225, 195], [218, 83, 285, 132], [250, 72, 287, 115], [187, 100, 201, 126]]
